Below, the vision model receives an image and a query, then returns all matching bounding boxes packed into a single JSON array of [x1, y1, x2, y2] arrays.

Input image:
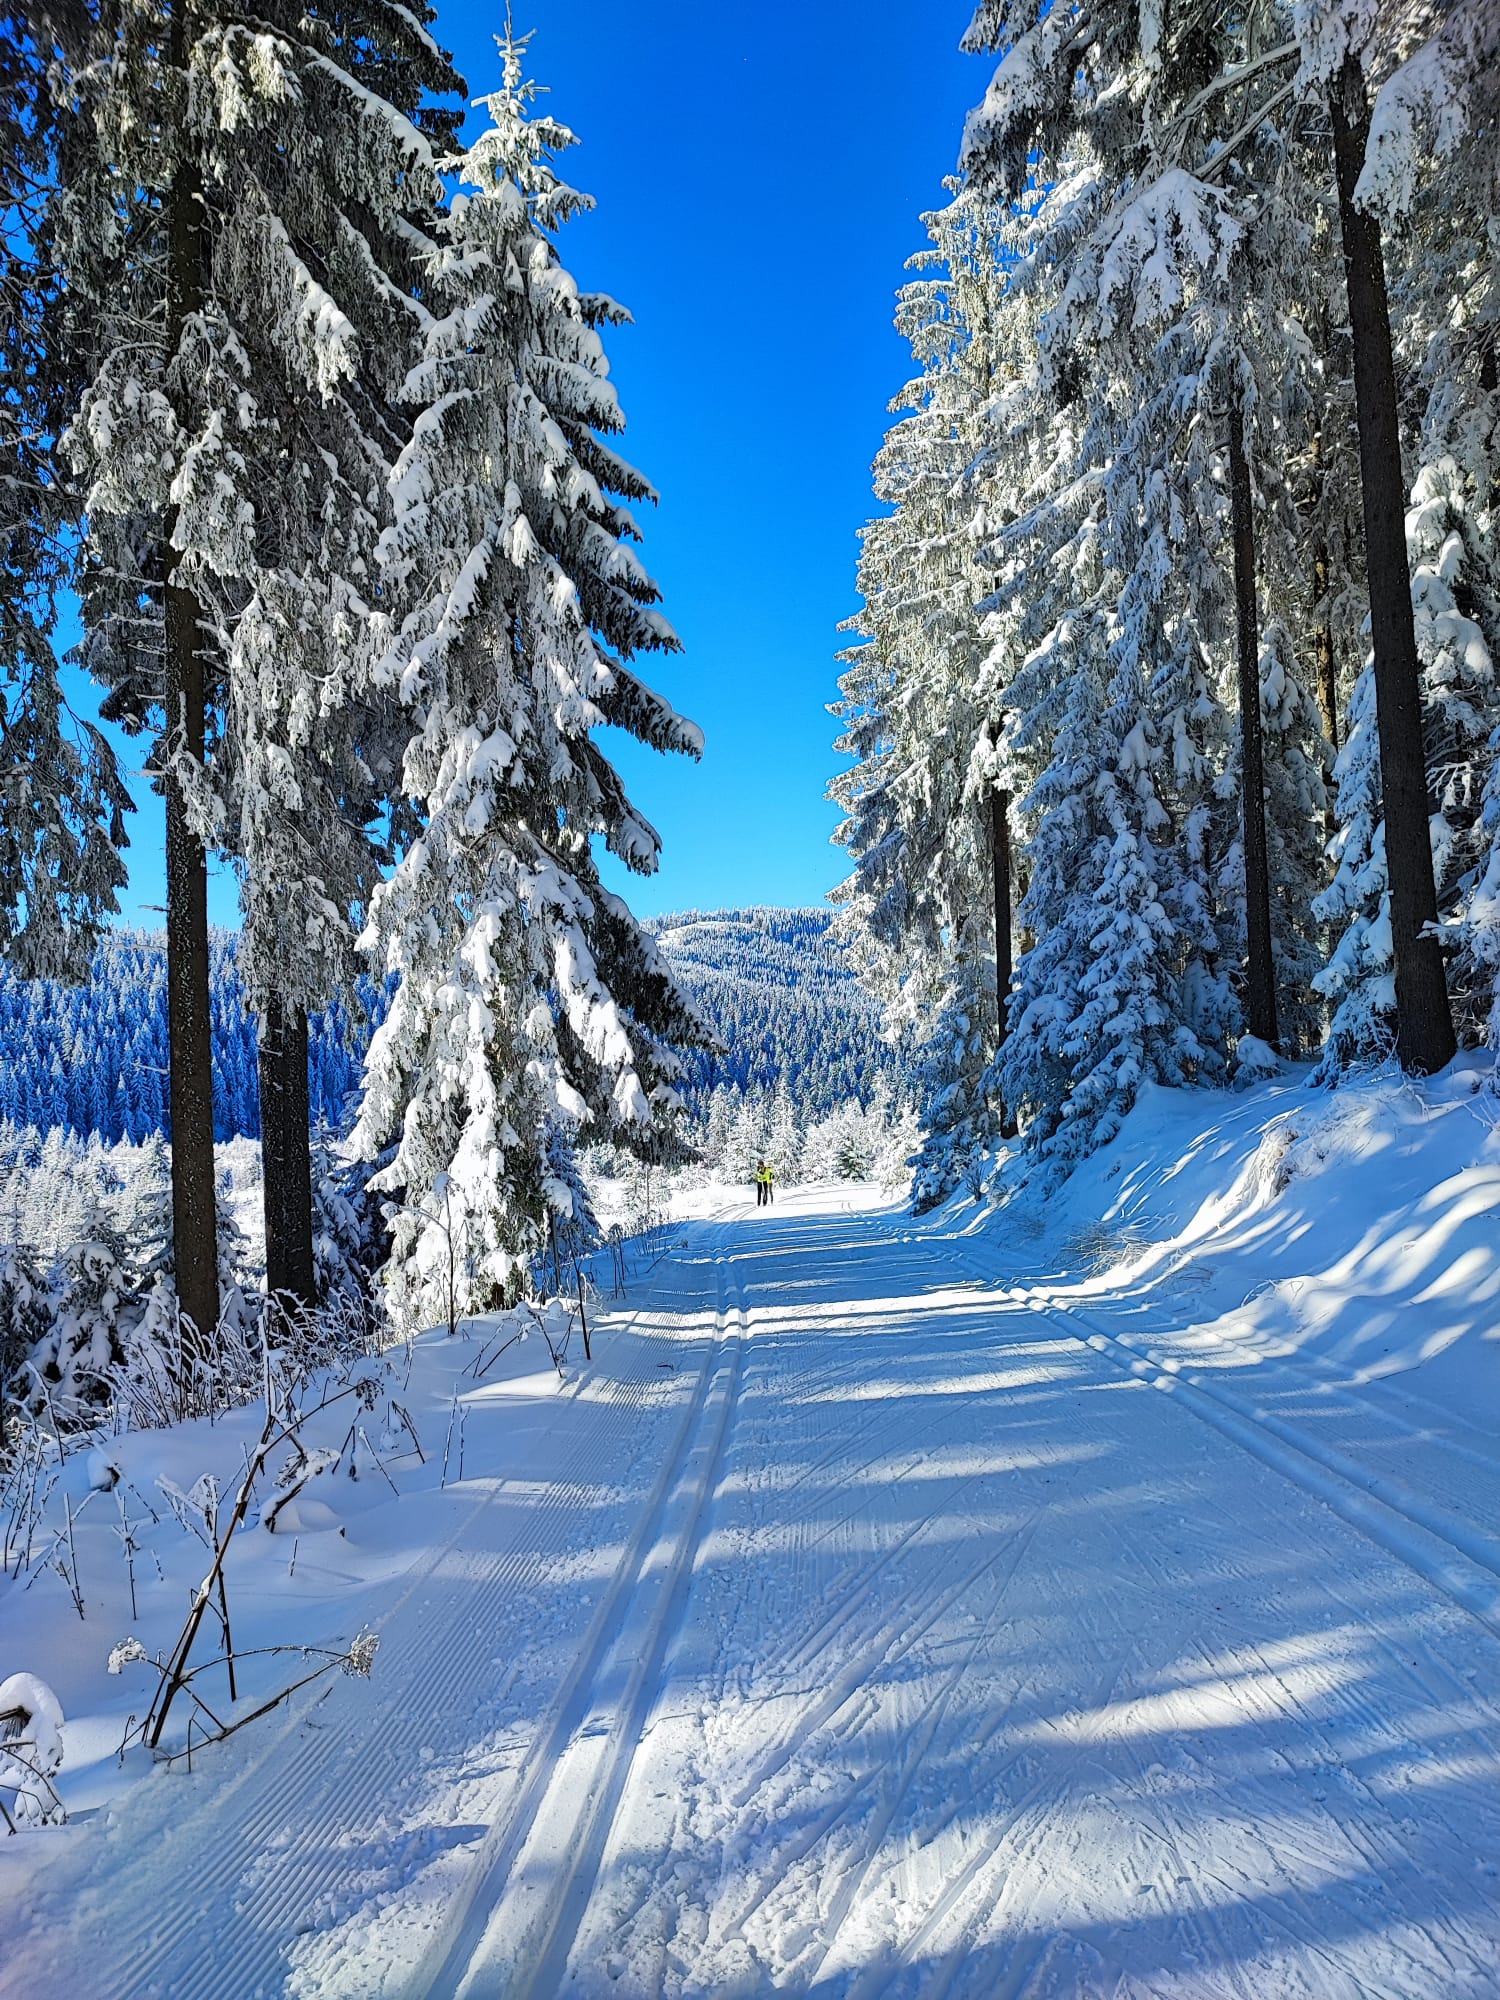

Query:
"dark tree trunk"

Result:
[[162, 581, 219, 1346], [1307, 425, 1340, 756], [990, 785, 1016, 1139], [259, 995, 316, 1310], [162, 68, 219, 1346], [1228, 399, 1279, 1053], [1306, 310, 1340, 843], [1329, 52, 1455, 1075], [990, 786, 1013, 1054], [1313, 525, 1339, 844]]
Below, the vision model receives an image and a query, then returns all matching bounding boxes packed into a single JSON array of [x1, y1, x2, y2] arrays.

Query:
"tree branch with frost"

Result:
[[141, 1367, 383, 1750], [1198, 80, 1301, 182]]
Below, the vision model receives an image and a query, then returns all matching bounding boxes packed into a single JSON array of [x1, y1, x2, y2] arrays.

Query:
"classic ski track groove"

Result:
[[1095, 1299, 1500, 1485], [431, 1248, 748, 1998], [40, 1248, 725, 2000], [931, 1230, 1500, 1647], [1011, 1274, 1500, 1534], [1024, 1292, 1500, 1645]]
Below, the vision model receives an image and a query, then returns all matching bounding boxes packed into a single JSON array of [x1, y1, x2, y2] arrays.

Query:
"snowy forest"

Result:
[[832, 0, 1500, 1210], [0, 908, 909, 1382], [0, 0, 1493, 1426], [1, 1, 720, 1397], [5, 2, 1500, 1988], [0, 908, 893, 1146]]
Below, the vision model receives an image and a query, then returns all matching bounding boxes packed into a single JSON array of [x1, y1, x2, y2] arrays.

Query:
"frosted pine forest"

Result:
[[3, 3, 1500, 1996]]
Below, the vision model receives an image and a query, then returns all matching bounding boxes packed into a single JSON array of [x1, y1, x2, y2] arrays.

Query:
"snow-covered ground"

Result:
[[4, 1067, 1500, 1996]]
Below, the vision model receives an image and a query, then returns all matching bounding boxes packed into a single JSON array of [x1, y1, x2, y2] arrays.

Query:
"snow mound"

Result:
[[0, 1672, 65, 1827], [985, 1058, 1500, 1421]]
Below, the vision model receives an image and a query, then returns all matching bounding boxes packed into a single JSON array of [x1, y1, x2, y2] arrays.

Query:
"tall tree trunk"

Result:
[[1313, 525, 1339, 846], [259, 994, 316, 1310], [1330, 52, 1456, 1075], [162, 50, 219, 1344], [990, 785, 1013, 1055], [1307, 424, 1340, 755], [1228, 399, 1279, 1053], [1306, 309, 1340, 844], [990, 784, 1016, 1138]]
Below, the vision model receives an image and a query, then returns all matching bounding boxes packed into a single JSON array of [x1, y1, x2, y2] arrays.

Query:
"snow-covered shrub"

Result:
[[872, 1099, 922, 1193], [0, 1671, 65, 1827], [542, 1121, 602, 1269], [310, 1130, 390, 1349], [22, 1236, 128, 1426], [803, 1103, 876, 1182], [0, 1244, 50, 1449], [313, 1133, 377, 1306]]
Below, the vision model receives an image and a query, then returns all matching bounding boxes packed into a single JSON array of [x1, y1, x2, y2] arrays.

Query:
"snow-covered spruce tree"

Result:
[[310, 1124, 387, 1330], [960, 17, 1225, 1162], [961, 216, 1233, 1155], [541, 1118, 601, 1281], [19, 1162, 133, 1427], [1204, 117, 1341, 1058], [832, 187, 1010, 1203], [57, 0, 465, 1332], [999, 518, 1221, 1168], [354, 36, 705, 1328], [960, 0, 1345, 1138], [908, 943, 998, 1209], [1367, 10, 1500, 1047], [767, 1087, 802, 1186], [0, 1241, 50, 1450], [1056, 204, 1260, 1076], [0, 5, 131, 982], [1316, 463, 1497, 1061], [217, 11, 464, 1314]]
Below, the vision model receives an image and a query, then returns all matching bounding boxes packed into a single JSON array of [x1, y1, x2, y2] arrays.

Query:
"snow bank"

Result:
[[978, 1056, 1500, 1429]]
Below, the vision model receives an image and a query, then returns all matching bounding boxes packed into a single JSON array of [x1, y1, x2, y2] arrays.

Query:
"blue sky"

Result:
[[85, 0, 988, 926]]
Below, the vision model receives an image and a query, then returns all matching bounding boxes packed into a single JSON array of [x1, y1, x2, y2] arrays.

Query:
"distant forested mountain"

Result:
[[0, 933, 367, 1144], [647, 908, 905, 1116], [0, 909, 898, 1148]]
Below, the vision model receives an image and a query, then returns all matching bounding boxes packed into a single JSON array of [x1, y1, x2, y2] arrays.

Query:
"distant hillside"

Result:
[[0, 932, 367, 1144], [0, 909, 897, 1146], [647, 907, 903, 1116]]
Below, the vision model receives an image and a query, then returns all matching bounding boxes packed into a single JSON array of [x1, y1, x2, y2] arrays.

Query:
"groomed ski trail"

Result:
[[420, 1255, 748, 1999], [7, 1187, 1500, 1999]]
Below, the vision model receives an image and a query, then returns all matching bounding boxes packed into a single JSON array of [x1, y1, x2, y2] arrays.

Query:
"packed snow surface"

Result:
[[5, 1065, 1500, 1995]]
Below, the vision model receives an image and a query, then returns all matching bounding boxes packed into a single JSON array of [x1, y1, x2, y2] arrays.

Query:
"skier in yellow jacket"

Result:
[[755, 1158, 775, 1208]]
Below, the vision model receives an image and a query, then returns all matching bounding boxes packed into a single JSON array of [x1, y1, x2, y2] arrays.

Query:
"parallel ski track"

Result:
[[1018, 1272, 1500, 1519], [29, 1196, 1500, 2000], [901, 1193, 1500, 1534], [904, 1210, 1500, 1653], [25, 1236, 733, 2000], [1024, 1290, 1500, 1646], [577, 1217, 1115, 1994], [692, 1206, 1500, 2000], [555, 1220, 886, 1996], [426, 1240, 748, 1998]]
